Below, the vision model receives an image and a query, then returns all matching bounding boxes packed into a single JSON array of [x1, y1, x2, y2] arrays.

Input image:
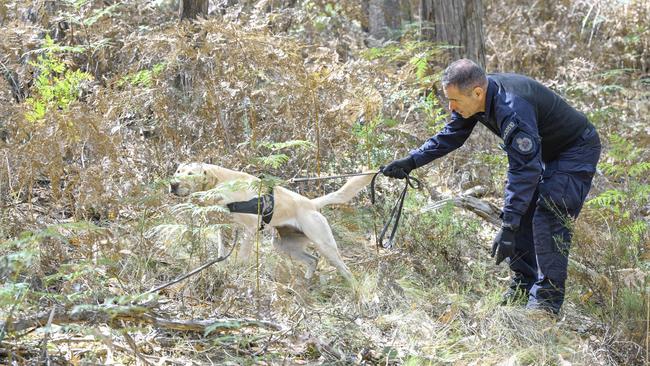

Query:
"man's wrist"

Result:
[[400, 155, 417, 171], [501, 211, 521, 231]]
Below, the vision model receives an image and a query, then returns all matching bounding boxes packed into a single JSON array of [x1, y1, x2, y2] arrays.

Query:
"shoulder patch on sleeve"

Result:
[[511, 131, 536, 155], [501, 120, 518, 143]]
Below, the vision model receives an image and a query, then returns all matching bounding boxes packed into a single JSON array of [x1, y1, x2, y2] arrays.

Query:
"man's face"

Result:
[[443, 84, 485, 118]]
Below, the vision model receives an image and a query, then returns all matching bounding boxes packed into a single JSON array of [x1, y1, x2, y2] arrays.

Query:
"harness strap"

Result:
[[226, 193, 274, 228], [370, 173, 421, 249]]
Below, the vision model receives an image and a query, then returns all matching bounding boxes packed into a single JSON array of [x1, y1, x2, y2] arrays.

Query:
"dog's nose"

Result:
[[170, 181, 179, 194]]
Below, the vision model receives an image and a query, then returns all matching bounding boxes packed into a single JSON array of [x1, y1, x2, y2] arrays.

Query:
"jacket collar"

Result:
[[473, 77, 497, 123]]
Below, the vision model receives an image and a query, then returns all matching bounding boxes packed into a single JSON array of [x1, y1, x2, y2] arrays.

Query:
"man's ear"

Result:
[[473, 86, 484, 99]]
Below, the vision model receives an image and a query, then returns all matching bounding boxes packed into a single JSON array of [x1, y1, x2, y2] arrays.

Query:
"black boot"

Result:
[[527, 278, 565, 314]]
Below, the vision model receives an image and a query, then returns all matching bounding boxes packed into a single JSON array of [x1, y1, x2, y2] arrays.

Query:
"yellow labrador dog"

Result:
[[170, 163, 374, 284]]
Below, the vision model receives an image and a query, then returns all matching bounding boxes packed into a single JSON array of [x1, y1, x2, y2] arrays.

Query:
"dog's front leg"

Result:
[[237, 229, 256, 261], [231, 213, 259, 262], [204, 227, 225, 258]]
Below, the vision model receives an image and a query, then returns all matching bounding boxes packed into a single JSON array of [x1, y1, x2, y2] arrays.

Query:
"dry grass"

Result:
[[0, 0, 648, 364]]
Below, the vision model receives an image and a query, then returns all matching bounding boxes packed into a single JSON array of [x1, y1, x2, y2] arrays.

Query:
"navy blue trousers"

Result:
[[508, 124, 601, 311]]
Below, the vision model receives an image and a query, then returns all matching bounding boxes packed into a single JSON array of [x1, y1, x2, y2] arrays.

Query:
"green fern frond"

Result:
[[170, 202, 228, 219], [622, 220, 649, 245], [25, 35, 86, 56], [631, 184, 650, 204], [607, 134, 639, 161], [192, 179, 255, 201], [629, 162, 650, 178], [409, 53, 429, 80], [587, 189, 627, 209], [253, 154, 289, 169]]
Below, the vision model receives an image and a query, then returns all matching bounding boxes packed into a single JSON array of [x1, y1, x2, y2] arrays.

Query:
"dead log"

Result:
[[421, 187, 501, 226], [1, 304, 285, 335]]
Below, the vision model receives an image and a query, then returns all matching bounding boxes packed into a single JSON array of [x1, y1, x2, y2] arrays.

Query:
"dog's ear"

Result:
[[202, 165, 219, 187]]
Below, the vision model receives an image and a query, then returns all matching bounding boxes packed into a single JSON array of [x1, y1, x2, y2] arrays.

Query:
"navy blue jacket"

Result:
[[409, 73, 588, 228]]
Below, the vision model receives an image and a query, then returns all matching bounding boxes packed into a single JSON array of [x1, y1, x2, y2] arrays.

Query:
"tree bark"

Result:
[[367, 0, 408, 41], [179, 0, 208, 20], [420, 0, 485, 67]]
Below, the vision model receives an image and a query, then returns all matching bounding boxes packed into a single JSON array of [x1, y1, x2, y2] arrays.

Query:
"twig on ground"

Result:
[[1, 304, 286, 335], [39, 306, 57, 365]]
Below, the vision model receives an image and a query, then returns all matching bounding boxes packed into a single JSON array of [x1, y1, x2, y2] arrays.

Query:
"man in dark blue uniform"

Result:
[[382, 59, 601, 314]]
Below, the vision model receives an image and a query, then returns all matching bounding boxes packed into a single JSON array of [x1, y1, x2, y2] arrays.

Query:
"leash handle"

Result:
[[372, 174, 421, 249]]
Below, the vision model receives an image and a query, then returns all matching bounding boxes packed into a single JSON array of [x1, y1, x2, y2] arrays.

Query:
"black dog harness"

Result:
[[226, 193, 275, 228]]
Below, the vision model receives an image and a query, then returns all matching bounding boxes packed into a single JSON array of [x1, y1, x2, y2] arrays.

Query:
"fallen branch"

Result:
[[1, 304, 285, 335], [421, 193, 501, 226], [145, 230, 238, 295], [422, 189, 612, 289]]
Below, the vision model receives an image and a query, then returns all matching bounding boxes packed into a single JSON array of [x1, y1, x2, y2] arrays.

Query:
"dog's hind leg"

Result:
[[296, 211, 355, 284], [274, 226, 318, 279]]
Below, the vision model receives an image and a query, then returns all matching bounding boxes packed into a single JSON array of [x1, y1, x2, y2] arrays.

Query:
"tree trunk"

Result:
[[420, 0, 485, 67], [367, 0, 409, 41], [179, 0, 208, 20]]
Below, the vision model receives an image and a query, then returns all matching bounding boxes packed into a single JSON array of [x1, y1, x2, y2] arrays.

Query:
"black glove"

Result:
[[381, 156, 416, 179], [491, 227, 516, 265]]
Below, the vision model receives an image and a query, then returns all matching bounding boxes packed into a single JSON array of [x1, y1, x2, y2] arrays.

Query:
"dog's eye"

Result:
[[187, 172, 193, 176], [203, 171, 207, 175]]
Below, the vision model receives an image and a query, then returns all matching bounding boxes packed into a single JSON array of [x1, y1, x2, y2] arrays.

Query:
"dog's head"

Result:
[[170, 163, 212, 197]]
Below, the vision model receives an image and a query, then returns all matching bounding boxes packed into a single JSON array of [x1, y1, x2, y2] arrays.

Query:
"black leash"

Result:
[[370, 173, 421, 249], [145, 230, 239, 295], [288, 171, 378, 183], [288, 169, 421, 249]]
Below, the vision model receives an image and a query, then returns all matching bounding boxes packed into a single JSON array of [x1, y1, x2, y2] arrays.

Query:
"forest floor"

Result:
[[1, 0, 648, 365]]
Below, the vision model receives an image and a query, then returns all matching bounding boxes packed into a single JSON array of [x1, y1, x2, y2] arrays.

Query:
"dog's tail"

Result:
[[310, 171, 377, 209]]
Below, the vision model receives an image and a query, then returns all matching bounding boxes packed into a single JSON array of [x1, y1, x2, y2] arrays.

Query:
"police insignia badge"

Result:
[[516, 137, 532, 152], [512, 131, 535, 154]]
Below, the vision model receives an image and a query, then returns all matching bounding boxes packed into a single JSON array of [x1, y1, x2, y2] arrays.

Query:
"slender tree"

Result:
[[420, 0, 485, 66], [366, 0, 409, 40], [179, 0, 208, 20]]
